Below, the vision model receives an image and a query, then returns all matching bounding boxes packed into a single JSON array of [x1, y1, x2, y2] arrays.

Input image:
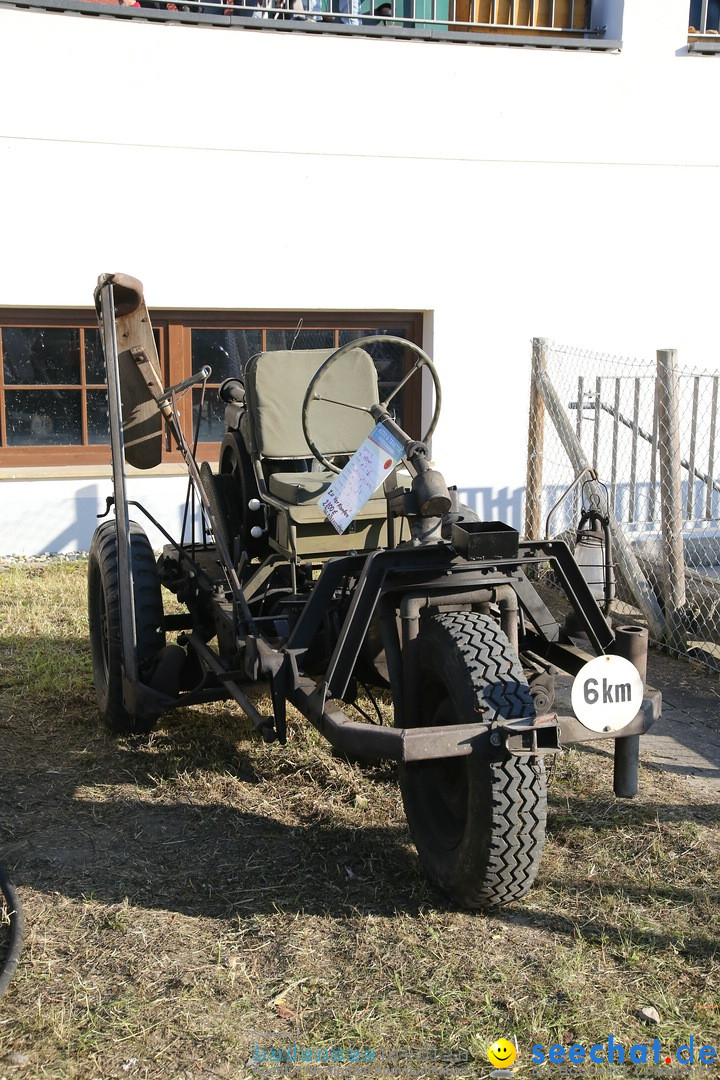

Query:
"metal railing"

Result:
[[688, 0, 720, 36], [63, 0, 603, 36]]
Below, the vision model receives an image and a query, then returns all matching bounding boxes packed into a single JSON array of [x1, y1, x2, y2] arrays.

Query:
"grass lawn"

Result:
[[0, 560, 718, 1079]]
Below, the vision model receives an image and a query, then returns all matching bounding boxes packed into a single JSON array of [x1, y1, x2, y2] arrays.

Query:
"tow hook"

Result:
[[499, 714, 562, 756]]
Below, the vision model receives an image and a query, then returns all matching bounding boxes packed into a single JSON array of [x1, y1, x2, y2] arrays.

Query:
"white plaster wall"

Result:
[[1, 476, 195, 555], [0, 0, 718, 553]]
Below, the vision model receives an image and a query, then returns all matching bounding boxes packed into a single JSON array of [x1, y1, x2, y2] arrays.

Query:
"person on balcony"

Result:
[[689, 0, 720, 32], [307, 0, 361, 24]]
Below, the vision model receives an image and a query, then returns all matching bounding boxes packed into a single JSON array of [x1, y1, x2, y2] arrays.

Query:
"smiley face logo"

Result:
[[487, 1038, 517, 1069]]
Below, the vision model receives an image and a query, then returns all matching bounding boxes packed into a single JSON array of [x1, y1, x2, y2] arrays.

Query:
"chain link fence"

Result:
[[524, 338, 720, 675]]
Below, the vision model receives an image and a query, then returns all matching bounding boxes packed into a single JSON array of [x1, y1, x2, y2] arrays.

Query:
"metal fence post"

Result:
[[524, 337, 547, 541], [656, 349, 688, 652]]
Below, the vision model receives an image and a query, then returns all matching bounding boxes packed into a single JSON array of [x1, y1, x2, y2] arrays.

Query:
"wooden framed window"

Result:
[[0, 310, 423, 467]]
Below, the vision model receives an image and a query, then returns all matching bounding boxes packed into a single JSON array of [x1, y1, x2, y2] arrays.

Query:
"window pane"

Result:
[[2, 328, 81, 386], [192, 387, 225, 444], [191, 330, 262, 382], [5, 390, 82, 445], [365, 334, 406, 384], [265, 329, 335, 352], [87, 389, 110, 445], [339, 329, 374, 345], [337, 329, 408, 424], [85, 329, 106, 385], [338, 329, 406, 382]]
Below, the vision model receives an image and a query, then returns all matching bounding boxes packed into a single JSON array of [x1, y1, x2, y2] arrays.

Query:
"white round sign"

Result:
[[571, 654, 643, 733]]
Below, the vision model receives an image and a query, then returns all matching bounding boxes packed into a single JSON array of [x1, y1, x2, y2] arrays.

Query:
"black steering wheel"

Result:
[[301, 336, 442, 474]]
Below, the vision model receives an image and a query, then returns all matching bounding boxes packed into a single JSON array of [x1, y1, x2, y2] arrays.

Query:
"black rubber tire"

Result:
[[200, 460, 243, 558], [399, 611, 547, 909], [218, 431, 268, 560], [87, 520, 166, 736], [0, 861, 24, 999]]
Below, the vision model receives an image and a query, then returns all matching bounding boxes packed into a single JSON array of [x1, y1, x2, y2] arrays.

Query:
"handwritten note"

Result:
[[319, 423, 405, 534]]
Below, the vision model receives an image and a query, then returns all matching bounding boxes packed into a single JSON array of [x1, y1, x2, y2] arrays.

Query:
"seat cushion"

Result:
[[244, 347, 379, 459], [268, 469, 411, 506], [268, 470, 337, 505]]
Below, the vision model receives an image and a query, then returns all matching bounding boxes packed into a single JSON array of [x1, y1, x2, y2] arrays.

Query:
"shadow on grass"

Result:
[[547, 791, 720, 826], [0, 635, 428, 920], [1, 635, 718, 950], [490, 897, 719, 963]]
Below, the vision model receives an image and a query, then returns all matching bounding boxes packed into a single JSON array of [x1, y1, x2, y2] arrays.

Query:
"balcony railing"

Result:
[[689, 0, 720, 39], [183, 0, 596, 33], [50, 0, 605, 39]]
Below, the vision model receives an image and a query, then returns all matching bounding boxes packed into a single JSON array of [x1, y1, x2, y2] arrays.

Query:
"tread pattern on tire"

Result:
[[400, 610, 547, 909], [88, 520, 165, 736], [437, 609, 535, 721], [480, 756, 547, 906]]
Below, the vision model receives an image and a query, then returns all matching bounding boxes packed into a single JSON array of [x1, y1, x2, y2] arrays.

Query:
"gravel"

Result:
[[0, 551, 89, 568]]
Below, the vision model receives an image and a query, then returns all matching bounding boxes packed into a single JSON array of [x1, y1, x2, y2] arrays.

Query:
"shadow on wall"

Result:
[[1, 483, 104, 557], [458, 487, 525, 530], [1, 482, 528, 556], [48, 483, 105, 553]]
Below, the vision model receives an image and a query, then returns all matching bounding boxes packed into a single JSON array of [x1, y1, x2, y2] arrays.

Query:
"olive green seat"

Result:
[[242, 347, 390, 559]]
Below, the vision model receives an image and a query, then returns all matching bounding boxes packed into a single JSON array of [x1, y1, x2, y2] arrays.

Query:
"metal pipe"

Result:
[[399, 586, 506, 725], [496, 583, 519, 655], [378, 600, 405, 724], [544, 465, 596, 540], [400, 604, 421, 728], [611, 624, 648, 798], [186, 634, 275, 741]]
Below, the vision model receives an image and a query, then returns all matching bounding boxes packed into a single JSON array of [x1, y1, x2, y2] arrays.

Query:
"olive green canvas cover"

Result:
[[244, 347, 378, 460]]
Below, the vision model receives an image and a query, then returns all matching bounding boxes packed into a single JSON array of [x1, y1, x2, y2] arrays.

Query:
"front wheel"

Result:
[[399, 611, 547, 908], [88, 520, 166, 736]]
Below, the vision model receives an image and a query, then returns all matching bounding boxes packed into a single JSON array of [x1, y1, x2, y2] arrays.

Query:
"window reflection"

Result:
[[266, 329, 335, 352], [339, 329, 373, 345], [340, 330, 407, 427], [192, 387, 225, 444], [87, 390, 110, 445], [5, 390, 82, 445], [2, 328, 81, 386], [191, 330, 262, 381], [84, 329, 106, 385], [0, 316, 419, 458]]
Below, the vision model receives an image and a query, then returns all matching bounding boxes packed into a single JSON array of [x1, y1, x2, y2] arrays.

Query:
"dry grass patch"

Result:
[[0, 561, 718, 1078]]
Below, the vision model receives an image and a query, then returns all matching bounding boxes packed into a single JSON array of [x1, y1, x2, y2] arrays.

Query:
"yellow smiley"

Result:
[[487, 1038, 517, 1069]]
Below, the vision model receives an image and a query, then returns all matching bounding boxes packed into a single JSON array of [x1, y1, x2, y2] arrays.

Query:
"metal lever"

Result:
[[156, 366, 212, 405]]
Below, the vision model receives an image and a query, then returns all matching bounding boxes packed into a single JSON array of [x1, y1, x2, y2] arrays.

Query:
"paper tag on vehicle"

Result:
[[320, 423, 405, 534], [571, 653, 643, 733]]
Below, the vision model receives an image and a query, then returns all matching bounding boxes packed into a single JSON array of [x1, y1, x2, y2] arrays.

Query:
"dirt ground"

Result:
[[0, 563, 719, 1079], [637, 648, 720, 798]]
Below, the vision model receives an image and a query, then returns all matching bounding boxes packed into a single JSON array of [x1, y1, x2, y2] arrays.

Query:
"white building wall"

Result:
[[0, 0, 718, 553]]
